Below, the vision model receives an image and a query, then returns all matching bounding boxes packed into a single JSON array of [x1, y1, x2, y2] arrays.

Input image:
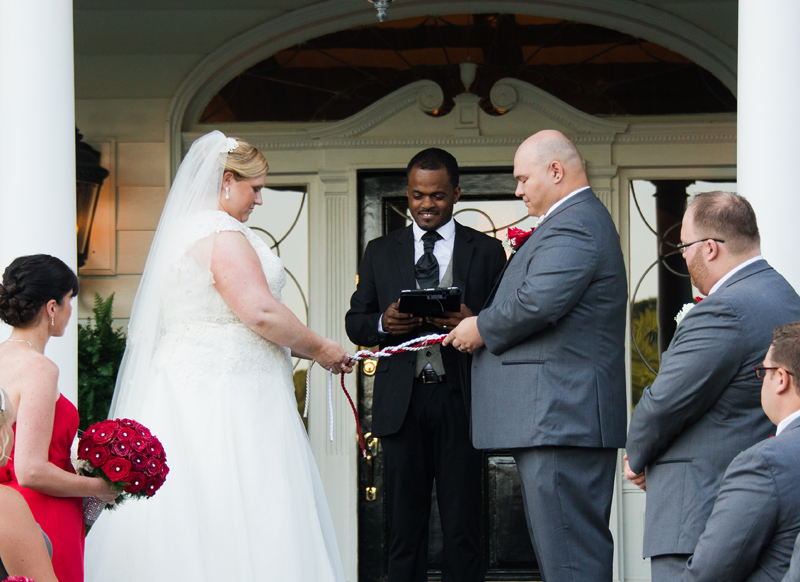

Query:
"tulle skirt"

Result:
[[84, 345, 344, 581]]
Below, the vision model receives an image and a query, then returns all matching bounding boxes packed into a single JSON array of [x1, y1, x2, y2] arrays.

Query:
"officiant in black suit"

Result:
[[346, 148, 506, 582]]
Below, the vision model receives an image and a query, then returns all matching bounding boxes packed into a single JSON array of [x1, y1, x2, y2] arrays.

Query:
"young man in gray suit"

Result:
[[445, 130, 628, 582], [683, 321, 800, 582], [625, 192, 800, 581]]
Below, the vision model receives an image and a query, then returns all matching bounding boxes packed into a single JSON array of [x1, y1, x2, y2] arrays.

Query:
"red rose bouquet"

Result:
[[77, 418, 169, 525]]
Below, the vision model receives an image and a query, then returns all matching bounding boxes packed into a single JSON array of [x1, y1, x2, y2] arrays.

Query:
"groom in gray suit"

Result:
[[625, 191, 800, 581], [445, 130, 628, 581], [683, 321, 800, 581]]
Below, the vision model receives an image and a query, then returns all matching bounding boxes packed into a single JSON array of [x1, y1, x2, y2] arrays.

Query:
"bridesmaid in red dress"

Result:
[[0, 255, 119, 582]]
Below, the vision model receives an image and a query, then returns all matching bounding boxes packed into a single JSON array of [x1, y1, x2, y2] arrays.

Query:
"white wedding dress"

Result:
[[86, 211, 345, 581]]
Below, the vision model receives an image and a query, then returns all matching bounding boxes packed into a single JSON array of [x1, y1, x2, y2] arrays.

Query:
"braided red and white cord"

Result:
[[304, 334, 447, 458]]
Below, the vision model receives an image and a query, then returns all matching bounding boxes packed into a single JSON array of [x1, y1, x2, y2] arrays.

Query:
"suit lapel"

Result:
[[452, 222, 474, 295], [785, 416, 800, 434], [395, 225, 417, 290], [717, 259, 769, 292], [541, 187, 593, 225], [482, 189, 595, 308], [484, 254, 511, 308], [484, 221, 540, 308]]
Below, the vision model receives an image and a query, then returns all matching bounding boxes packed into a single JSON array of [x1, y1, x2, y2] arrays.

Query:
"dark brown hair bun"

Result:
[[0, 255, 78, 328]]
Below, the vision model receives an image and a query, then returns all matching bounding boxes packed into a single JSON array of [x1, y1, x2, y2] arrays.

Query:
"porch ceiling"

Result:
[[73, 1, 737, 102]]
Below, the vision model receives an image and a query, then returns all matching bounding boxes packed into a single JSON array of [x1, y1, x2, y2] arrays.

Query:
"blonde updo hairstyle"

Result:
[[224, 138, 268, 180]]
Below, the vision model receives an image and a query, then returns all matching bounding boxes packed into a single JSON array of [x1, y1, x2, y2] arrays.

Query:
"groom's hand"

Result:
[[426, 304, 473, 332], [623, 454, 646, 491], [442, 316, 484, 354], [382, 301, 423, 335]]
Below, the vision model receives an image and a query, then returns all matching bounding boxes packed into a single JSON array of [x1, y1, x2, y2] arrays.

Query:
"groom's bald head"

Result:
[[513, 130, 589, 217], [519, 130, 585, 175]]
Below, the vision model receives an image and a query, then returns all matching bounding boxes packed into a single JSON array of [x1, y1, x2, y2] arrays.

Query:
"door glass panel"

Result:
[[249, 186, 310, 421], [629, 180, 736, 409]]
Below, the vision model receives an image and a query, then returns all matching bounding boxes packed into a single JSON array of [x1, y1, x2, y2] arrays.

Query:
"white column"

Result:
[[311, 171, 359, 581], [738, 0, 800, 291], [0, 2, 78, 401]]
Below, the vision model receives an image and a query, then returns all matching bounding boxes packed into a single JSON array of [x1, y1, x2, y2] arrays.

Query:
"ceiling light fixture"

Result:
[[367, 0, 394, 22]]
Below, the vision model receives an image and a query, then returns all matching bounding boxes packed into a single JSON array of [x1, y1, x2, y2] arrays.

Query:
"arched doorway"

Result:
[[171, 5, 738, 581]]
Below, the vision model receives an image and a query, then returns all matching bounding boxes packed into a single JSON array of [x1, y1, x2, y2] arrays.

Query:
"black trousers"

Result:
[[381, 379, 484, 582]]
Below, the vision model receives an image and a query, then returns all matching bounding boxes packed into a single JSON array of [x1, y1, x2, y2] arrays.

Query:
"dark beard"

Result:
[[688, 250, 708, 293]]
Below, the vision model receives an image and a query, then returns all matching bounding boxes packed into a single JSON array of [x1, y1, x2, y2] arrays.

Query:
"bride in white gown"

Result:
[[85, 131, 349, 581]]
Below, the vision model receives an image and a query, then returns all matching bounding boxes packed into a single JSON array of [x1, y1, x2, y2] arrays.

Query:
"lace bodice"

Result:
[[153, 211, 292, 386]]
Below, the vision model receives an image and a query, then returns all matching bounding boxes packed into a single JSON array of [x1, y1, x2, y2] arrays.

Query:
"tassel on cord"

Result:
[[328, 370, 333, 443]]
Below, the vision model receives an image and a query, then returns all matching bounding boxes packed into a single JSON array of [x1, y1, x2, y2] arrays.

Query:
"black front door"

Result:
[[356, 169, 541, 582]]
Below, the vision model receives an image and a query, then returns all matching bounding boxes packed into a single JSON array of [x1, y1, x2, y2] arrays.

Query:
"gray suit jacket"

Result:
[[626, 260, 800, 557], [781, 532, 800, 582], [683, 417, 800, 582], [471, 188, 627, 449]]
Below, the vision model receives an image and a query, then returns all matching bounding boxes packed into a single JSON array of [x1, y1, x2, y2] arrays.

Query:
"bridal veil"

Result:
[[109, 131, 229, 420]]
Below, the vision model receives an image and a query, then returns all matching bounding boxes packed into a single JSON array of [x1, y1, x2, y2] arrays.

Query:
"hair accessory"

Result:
[[225, 187, 230, 200], [221, 137, 239, 154]]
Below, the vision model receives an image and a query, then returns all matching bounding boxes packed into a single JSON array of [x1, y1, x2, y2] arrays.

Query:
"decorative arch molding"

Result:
[[182, 77, 632, 153], [168, 0, 737, 174], [489, 78, 629, 135]]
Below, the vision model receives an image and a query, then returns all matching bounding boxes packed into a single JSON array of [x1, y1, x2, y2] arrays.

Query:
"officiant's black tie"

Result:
[[416, 230, 442, 289]]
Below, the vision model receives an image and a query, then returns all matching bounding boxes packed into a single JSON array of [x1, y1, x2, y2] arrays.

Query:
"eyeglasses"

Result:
[[754, 365, 795, 379], [676, 238, 725, 255]]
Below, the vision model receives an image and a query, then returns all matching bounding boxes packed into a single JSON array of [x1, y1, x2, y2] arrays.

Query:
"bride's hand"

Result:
[[314, 339, 352, 375]]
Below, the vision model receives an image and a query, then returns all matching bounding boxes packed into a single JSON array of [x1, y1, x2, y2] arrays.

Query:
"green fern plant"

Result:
[[78, 293, 127, 431], [631, 297, 659, 410]]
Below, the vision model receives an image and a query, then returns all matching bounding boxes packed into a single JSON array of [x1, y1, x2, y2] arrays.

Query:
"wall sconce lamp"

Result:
[[75, 129, 109, 268]]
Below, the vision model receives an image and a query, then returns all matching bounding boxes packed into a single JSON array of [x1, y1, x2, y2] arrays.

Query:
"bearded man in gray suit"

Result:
[[445, 130, 628, 582], [683, 321, 800, 582], [625, 191, 800, 581]]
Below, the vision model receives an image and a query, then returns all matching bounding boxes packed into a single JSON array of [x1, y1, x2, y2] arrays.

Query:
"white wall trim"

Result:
[[184, 125, 735, 153]]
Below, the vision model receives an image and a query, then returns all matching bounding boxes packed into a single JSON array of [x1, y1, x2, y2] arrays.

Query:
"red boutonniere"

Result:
[[503, 227, 535, 254]]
